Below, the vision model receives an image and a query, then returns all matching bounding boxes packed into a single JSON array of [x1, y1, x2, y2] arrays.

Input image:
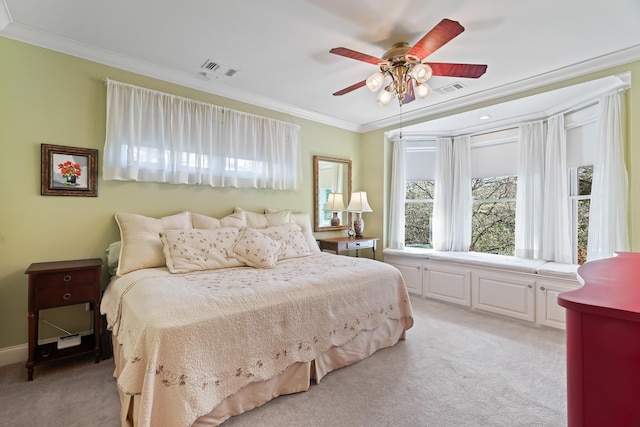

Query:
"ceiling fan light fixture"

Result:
[[409, 63, 432, 83], [376, 86, 393, 106], [415, 82, 432, 99], [366, 72, 385, 92]]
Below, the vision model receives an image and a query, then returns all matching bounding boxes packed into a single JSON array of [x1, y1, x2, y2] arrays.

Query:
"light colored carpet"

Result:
[[0, 296, 567, 426]]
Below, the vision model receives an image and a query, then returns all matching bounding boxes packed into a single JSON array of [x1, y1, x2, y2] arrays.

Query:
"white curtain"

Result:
[[587, 90, 629, 260], [515, 121, 545, 258], [103, 79, 301, 189], [433, 136, 472, 251], [388, 137, 407, 249], [542, 114, 572, 263]]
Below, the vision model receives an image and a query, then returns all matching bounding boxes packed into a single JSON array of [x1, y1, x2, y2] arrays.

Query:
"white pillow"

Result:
[[230, 227, 282, 268], [160, 228, 245, 273], [234, 208, 291, 229], [264, 208, 320, 253], [191, 210, 246, 229], [259, 223, 310, 260], [114, 211, 192, 276]]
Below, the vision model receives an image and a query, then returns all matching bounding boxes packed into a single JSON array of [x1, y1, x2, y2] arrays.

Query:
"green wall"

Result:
[[0, 37, 362, 351]]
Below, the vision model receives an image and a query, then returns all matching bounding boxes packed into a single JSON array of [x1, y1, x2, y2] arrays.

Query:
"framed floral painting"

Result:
[[41, 144, 98, 197]]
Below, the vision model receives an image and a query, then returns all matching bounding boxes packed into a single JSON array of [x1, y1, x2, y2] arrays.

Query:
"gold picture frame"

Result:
[[41, 144, 98, 197]]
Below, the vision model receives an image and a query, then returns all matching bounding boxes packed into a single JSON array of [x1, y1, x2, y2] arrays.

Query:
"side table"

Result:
[[24, 258, 103, 380], [316, 236, 379, 260]]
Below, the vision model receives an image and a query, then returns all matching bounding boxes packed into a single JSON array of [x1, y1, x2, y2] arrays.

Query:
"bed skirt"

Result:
[[113, 317, 408, 426]]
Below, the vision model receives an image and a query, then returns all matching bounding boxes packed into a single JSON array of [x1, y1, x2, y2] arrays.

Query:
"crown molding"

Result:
[[0, 22, 362, 132]]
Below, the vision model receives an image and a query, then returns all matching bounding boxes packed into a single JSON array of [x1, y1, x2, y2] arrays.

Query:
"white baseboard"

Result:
[[0, 344, 28, 367], [0, 329, 94, 368]]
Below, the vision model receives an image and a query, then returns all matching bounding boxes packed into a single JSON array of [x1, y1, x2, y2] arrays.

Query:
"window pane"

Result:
[[471, 201, 516, 255], [577, 198, 590, 264], [406, 180, 434, 200], [578, 165, 593, 196], [471, 176, 517, 255], [472, 176, 517, 200], [405, 201, 433, 248]]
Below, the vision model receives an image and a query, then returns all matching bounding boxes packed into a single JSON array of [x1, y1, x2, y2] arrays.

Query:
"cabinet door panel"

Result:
[[423, 262, 471, 306], [472, 272, 535, 321]]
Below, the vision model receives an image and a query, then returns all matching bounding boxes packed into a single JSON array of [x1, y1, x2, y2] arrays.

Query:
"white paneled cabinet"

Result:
[[471, 270, 536, 322], [423, 261, 471, 307], [385, 252, 580, 330]]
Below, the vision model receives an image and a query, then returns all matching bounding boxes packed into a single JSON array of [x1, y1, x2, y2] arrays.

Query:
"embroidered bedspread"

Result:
[[101, 252, 413, 427]]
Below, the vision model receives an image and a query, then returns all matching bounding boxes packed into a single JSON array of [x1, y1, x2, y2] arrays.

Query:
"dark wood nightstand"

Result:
[[317, 237, 379, 260], [24, 258, 103, 381]]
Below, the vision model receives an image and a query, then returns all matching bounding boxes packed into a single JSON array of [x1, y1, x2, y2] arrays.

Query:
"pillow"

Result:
[[115, 211, 192, 276], [234, 208, 291, 229], [230, 227, 282, 268], [265, 208, 320, 253], [259, 223, 310, 260], [160, 228, 245, 273], [105, 241, 121, 277], [191, 210, 246, 229]]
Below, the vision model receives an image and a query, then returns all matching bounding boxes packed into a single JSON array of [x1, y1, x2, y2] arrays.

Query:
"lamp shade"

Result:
[[346, 191, 373, 212], [323, 193, 346, 212]]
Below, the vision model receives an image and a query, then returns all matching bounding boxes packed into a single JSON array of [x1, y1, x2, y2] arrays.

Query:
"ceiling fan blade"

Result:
[[405, 18, 465, 61], [428, 62, 488, 78], [330, 47, 387, 66], [333, 80, 367, 96]]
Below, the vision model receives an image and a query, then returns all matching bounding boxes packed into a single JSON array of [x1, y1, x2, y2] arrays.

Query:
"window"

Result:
[[471, 176, 517, 255], [569, 165, 592, 264], [405, 180, 434, 248]]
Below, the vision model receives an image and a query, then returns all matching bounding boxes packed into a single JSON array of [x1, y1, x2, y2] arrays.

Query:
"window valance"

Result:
[[103, 79, 301, 190]]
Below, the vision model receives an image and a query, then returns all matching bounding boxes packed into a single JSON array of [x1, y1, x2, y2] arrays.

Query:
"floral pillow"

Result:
[[160, 228, 245, 273], [230, 227, 282, 268], [259, 223, 310, 260]]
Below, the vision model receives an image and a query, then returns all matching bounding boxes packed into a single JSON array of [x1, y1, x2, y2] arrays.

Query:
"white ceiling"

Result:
[[1, 0, 639, 133]]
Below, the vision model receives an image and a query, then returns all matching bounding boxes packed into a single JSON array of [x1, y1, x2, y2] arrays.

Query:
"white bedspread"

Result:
[[101, 252, 413, 427]]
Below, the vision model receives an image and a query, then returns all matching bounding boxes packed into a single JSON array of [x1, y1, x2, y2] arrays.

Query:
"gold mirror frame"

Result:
[[313, 155, 352, 232]]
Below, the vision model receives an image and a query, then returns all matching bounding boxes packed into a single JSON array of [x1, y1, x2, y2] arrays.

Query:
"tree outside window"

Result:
[[405, 180, 434, 248], [471, 176, 517, 255]]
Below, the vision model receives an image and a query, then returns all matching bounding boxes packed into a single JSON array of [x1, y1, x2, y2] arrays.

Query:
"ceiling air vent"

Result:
[[200, 59, 239, 79], [433, 81, 466, 95]]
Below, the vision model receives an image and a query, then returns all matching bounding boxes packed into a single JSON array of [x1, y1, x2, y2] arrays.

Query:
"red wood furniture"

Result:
[[557, 252, 640, 427]]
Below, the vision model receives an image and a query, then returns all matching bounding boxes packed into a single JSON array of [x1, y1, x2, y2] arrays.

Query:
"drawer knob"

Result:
[[63, 292, 72, 300], [540, 286, 546, 291], [527, 284, 533, 289], [63, 275, 72, 282]]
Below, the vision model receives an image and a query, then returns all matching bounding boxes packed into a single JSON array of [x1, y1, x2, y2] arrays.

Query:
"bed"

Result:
[[101, 209, 414, 427]]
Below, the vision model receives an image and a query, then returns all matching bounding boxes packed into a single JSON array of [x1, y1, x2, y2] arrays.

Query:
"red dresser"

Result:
[[557, 252, 640, 427]]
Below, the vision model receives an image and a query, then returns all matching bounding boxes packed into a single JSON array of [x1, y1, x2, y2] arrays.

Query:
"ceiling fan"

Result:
[[330, 18, 487, 106]]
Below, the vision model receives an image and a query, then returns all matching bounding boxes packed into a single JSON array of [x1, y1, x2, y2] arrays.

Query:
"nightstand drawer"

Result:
[[35, 282, 96, 309], [346, 240, 374, 250], [31, 268, 98, 288]]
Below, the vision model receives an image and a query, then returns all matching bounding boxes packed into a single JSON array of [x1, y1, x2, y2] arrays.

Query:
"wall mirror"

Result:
[[313, 155, 352, 232]]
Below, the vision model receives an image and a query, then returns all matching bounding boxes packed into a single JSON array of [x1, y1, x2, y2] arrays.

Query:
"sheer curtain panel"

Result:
[[433, 137, 471, 251], [542, 114, 572, 263], [388, 137, 407, 249], [587, 90, 629, 260], [103, 79, 301, 189], [515, 121, 545, 258]]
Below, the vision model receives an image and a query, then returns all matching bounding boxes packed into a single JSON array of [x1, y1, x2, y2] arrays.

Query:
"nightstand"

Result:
[[317, 237, 379, 260], [24, 258, 103, 381]]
